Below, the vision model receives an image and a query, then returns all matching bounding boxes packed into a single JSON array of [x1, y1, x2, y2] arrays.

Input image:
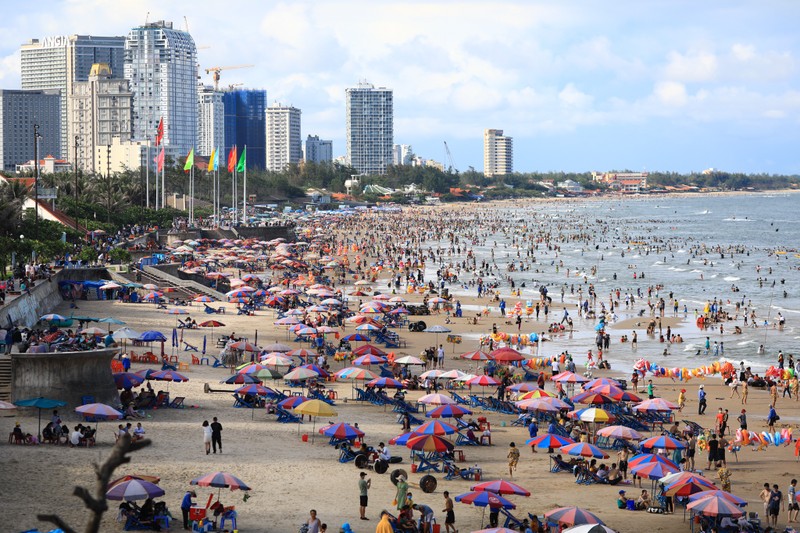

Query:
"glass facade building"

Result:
[[0, 90, 61, 171], [346, 82, 393, 175], [223, 89, 267, 169]]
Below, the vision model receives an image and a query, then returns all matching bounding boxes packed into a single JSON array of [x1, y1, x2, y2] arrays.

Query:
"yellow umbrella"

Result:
[[293, 399, 338, 441]]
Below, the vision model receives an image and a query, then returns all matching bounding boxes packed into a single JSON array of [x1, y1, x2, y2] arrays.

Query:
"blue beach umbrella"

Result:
[[14, 397, 68, 439]]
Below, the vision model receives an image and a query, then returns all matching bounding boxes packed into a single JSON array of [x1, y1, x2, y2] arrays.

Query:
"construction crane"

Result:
[[444, 141, 458, 173], [205, 65, 254, 90]]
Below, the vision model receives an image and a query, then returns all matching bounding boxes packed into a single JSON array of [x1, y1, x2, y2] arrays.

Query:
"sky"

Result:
[[1, 0, 798, 174]]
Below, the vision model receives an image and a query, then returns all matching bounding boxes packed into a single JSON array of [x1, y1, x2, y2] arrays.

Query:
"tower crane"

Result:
[[204, 65, 254, 90], [444, 141, 458, 173]]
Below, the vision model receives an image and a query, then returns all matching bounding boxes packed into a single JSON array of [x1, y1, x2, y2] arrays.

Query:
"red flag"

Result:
[[153, 148, 165, 172], [156, 118, 164, 146], [227, 146, 238, 173]]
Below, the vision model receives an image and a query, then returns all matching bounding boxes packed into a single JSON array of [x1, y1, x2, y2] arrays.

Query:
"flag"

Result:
[[227, 146, 238, 173], [208, 148, 216, 172], [155, 118, 164, 146], [236, 146, 246, 173], [153, 148, 165, 172], [212, 148, 219, 171], [184, 148, 194, 172]]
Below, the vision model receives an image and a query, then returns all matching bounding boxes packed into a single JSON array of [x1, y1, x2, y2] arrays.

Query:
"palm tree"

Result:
[[0, 180, 28, 237]]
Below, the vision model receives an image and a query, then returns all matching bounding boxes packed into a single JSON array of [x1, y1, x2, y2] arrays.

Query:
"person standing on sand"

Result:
[[698, 385, 707, 415], [742, 380, 748, 404], [307, 509, 321, 533], [395, 475, 408, 511], [442, 491, 456, 533], [507, 442, 520, 477], [678, 389, 686, 412], [202, 420, 211, 455], [631, 331, 637, 349], [211, 417, 223, 454], [180, 490, 196, 530], [358, 471, 371, 520]]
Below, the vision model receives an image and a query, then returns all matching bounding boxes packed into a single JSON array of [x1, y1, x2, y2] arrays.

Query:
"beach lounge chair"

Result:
[[308, 389, 335, 405], [232, 394, 256, 408], [443, 460, 481, 481], [500, 508, 525, 529], [209, 355, 224, 368], [550, 455, 578, 474], [275, 407, 301, 423], [152, 392, 169, 409], [450, 391, 470, 405], [168, 396, 185, 409], [182, 340, 198, 352], [338, 445, 358, 463], [412, 451, 441, 473], [455, 431, 481, 446], [204, 304, 225, 314]]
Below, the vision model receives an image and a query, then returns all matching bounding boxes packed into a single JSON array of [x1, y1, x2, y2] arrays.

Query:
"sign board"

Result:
[[41, 35, 70, 48]]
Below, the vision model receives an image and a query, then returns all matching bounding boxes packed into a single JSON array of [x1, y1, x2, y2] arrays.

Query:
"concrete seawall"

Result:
[[12, 348, 119, 407], [0, 267, 109, 328]]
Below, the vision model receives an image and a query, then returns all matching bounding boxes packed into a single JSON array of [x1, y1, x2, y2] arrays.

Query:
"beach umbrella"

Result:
[[260, 353, 293, 366], [229, 340, 260, 352], [165, 308, 190, 315], [470, 479, 531, 496], [236, 362, 265, 374], [262, 342, 292, 352], [352, 344, 387, 356], [334, 367, 379, 380], [455, 491, 516, 509], [525, 433, 575, 449], [423, 325, 451, 345], [341, 333, 370, 343], [108, 474, 161, 489], [254, 368, 283, 381], [0, 400, 17, 412], [630, 460, 679, 480], [567, 407, 614, 423], [113, 327, 142, 341], [639, 435, 687, 450], [389, 431, 420, 446], [633, 398, 679, 412], [321, 422, 364, 440], [295, 326, 318, 336], [582, 384, 628, 398], [420, 369, 445, 380], [490, 347, 524, 362], [136, 369, 158, 380], [234, 384, 274, 396], [414, 420, 459, 436], [418, 393, 457, 405], [515, 398, 560, 413], [628, 453, 678, 470], [294, 399, 338, 440], [570, 391, 615, 405], [406, 434, 454, 453], [687, 490, 748, 506], [439, 369, 472, 380], [98, 317, 126, 325], [143, 283, 160, 290], [106, 479, 165, 501], [300, 364, 330, 379], [353, 354, 387, 366], [40, 313, 67, 322], [393, 355, 425, 366], [544, 507, 605, 527], [467, 375, 501, 387], [80, 327, 106, 336], [508, 383, 539, 393], [284, 367, 320, 381], [223, 373, 262, 385], [664, 477, 718, 498], [460, 350, 493, 361], [151, 370, 189, 382], [13, 397, 67, 439], [75, 403, 123, 420], [427, 405, 472, 419], [686, 494, 744, 518], [190, 471, 251, 500], [355, 323, 381, 332], [560, 442, 609, 459], [193, 295, 216, 303], [138, 330, 167, 342], [199, 320, 225, 328], [287, 348, 316, 360], [113, 372, 145, 390], [582, 378, 622, 390], [279, 396, 308, 409], [596, 425, 643, 441], [562, 525, 617, 533], [552, 371, 589, 384], [367, 377, 404, 389], [517, 389, 556, 399], [274, 317, 300, 326]]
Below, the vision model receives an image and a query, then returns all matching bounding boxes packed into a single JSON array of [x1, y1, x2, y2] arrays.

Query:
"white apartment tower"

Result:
[[392, 144, 413, 166], [345, 82, 393, 175], [20, 34, 126, 160], [197, 85, 224, 157], [124, 21, 197, 156], [68, 63, 133, 173], [265, 103, 302, 172], [304, 135, 332, 163], [483, 129, 513, 177]]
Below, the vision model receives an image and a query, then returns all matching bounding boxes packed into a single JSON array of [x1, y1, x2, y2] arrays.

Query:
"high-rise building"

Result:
[[222, 89, 267, 169], [124, 21, 197, 156], [392, 144, 413, 166], [0, 89, 61, 171], [68, 63, 132, 173], [483, 129, 513, 177], [345, 82, 393, 175], [304, 135, 332, 164], [265, 103, 302, 172], [20, 34, 125, 159], [198, 85, 224, 157]]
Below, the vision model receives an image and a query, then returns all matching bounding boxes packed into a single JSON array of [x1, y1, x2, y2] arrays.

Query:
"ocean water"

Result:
[[425, 192, 800, 373]]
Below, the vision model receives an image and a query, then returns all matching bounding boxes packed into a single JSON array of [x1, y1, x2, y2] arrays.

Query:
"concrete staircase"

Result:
[[0, 356, 11, 402]]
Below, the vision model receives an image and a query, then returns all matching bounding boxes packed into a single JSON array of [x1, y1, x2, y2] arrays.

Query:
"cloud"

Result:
[[653, 81, 688, 107], [663, 51, 718, 82], [558, 83, 593, 107]]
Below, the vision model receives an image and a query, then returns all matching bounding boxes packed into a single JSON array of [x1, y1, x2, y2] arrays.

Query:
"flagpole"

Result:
[[242, 144, 247, 226], [162, 149, 166, 210], [146, 139, 150, 209]]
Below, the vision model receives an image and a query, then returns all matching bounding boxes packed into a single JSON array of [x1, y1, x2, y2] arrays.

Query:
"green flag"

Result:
[[184, 148, 194, 172], [236, 146, 246, 173]]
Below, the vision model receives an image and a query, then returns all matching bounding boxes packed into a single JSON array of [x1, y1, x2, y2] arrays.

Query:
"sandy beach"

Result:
[[2, 193, 799, 533]]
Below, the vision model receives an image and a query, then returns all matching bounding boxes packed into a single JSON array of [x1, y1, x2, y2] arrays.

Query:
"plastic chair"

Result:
[[219, 510, 237, 530]]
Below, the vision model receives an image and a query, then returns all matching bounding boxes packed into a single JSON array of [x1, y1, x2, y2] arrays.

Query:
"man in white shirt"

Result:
[[378, 442, 391, 462], [70, 427, 82, 447], [552, 359, 560, 374]]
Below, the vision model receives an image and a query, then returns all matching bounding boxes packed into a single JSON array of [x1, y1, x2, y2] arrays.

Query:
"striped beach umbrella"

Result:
[[406, 434, 454, 453], [628, 453, 678, 470], [639, 435, 687, 450], [414, 420, 459, 436], [234, 384, 274, 396], [560, 442, 609, 459], [279, 396, 308, 409], [418, 393, 457, 405], [321, 422, 365, 440], [283, 367, 320, 381], [544, 507, 605, 527], [236, 363, 266, 375], [582, 377, 622, 390], [515, 398, 560, 413], [552, 371, 590, 384], [571, 391, 615, 405], [633, 398, 679, 412], [687, 490, 747, 506], [106, 479, 165, 501], [596, 425, 643, 441], [190, 472, 251, 491], [367, 377, 404, 389], [517, 389, 556, 400], [686, 493, 743, 518], [455, 491, 516, 509], [630, 460, 679, 480], [151, 370, 189, 382], [353, 354, 387, 366], [113, 372, 145, 390], [334, 367, 379, 380], [525, 434, 575, 449], [490, 347, 524, 362], [426, 405, 472, 419], [567, 407, 614, 423], [75, 403, 124, 420], [470, 479, 531, 496], [223, 373, 262, 385], [467, 375, 501, 387], [229, 340, 260, 352], [460, 350, 493, 361]]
